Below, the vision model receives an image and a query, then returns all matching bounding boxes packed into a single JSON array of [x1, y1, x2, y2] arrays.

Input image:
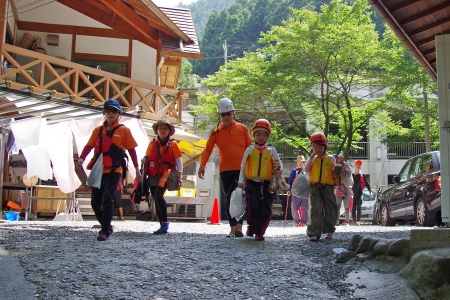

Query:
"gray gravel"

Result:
[[0, 220, 414, 299]]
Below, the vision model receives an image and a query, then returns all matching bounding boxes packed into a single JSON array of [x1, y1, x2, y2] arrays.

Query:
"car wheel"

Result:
[[372, 208, 379, 225], [381, 203, 396, 227], [415, 197, 436, 227]]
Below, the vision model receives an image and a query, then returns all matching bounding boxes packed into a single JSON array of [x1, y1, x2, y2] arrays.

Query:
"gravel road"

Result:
[[0, 220, 415, 299]]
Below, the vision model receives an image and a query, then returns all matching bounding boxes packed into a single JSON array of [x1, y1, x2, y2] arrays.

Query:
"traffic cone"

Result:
[[208, 198, 221, 225]]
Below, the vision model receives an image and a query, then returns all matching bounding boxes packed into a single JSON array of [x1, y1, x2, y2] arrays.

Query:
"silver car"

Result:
[[338, 189, 377, 223]]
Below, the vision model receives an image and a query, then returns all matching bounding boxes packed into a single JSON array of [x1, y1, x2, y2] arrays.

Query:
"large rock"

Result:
[[400, 248, 450, 300]]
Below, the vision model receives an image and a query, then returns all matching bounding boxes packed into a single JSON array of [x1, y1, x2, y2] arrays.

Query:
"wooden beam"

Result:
[[56, 0, 159, 49], [161, 50, 204, 60], [122, 0, 179, 39], [0, 0, 6, 58], [8, 0, 18, 23], [140, 0, 192, 43], [98, 0, 160, 45], [72, 52, 129, 63], [17, 21, 131, 39]]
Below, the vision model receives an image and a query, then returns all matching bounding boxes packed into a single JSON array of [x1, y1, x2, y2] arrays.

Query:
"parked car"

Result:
[[375, 151, 441, 227], [339, 189, 377, 223]]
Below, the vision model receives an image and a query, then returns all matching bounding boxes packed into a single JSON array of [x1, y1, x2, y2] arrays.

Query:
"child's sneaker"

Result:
[[255, 234, 265, 241], [325, 233, 333, 240], [309, 236, 318, 241], [97, 232, 109, 241], [234, 224, 244, 237]]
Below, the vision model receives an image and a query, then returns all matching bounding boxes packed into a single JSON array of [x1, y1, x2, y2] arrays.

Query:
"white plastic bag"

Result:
[[291, 171, 310, 198], [86, 154, 103, 189], [230, 187, 245, 219]]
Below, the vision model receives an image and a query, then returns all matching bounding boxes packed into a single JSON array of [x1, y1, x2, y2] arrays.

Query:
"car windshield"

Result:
[[362, 189, 376, 201]]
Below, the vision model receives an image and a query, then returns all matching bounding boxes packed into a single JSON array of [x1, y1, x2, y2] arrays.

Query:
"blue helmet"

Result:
[[103, 99, 122, 114]]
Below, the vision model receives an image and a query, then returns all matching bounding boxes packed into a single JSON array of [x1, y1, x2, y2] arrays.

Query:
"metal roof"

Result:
[[369, 0, 450, 81]]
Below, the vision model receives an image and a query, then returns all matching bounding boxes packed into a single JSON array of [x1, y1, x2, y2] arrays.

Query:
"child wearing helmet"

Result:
[[237, 119, 283, 241], [303, 132, 339, 241], [198, 98, 252, 238], [76, 99, 142, 241]]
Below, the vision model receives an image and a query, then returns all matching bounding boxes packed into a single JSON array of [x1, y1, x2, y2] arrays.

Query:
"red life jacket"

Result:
[[146, 139, 176, 176], [93, 125, 127, 172]]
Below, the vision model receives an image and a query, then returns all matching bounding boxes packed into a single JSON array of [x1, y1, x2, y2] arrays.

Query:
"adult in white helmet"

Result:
[[198, 97, 252, 237]]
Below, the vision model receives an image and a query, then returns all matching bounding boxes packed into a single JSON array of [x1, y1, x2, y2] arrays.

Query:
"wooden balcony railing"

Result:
[[0, 44, 187, 124]]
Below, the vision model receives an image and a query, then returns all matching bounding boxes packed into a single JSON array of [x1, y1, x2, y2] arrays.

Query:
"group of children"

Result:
[[78, 98, 368, 243]]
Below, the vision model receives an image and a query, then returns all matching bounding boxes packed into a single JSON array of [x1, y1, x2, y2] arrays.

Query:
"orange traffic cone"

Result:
[[208, 198, 221, 225]]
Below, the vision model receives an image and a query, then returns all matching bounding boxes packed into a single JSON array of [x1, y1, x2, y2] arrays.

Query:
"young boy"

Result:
[[304, 132, 339, 241], [237, 119, 283, 241]]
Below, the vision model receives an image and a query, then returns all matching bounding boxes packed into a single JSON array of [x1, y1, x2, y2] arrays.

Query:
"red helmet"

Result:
[[310, 132, 328, 145], [252, 119, 271, 135]]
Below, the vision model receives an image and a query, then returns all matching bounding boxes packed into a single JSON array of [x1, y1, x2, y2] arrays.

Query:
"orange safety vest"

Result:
[[309, 154, 336, 185], [244, 146, 274, 181], [146, 139, 176, 176]]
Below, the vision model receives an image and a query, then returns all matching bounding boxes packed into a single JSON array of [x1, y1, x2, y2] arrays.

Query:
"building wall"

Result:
[[12, 1, 157, 87]]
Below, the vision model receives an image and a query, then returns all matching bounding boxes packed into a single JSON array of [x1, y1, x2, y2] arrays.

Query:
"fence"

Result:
[[275, 141, 439, 160]]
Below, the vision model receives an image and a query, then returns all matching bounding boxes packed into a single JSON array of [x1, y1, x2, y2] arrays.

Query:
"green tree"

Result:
[[193, 0, 391, 158], [373, 24, 438, 155], [178, 59, 201, 89]]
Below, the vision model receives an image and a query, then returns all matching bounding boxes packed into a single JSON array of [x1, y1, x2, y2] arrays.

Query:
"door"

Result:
[[389, 158, 415, 218]]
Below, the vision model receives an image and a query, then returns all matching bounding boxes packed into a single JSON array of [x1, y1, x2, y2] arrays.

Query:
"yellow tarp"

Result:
[[178, 138, 207, 167]]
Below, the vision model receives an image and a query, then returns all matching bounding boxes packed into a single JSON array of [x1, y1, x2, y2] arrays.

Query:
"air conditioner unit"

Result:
[[46, 34, 59, 46]]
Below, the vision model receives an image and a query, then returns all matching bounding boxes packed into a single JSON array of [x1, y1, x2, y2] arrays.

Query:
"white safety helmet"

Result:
[[217, 97, 235, 113]]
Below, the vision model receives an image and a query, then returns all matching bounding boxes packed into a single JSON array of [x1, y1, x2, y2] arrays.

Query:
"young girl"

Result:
[[237, 119, 283, 241], [142, 118, 183, 234]]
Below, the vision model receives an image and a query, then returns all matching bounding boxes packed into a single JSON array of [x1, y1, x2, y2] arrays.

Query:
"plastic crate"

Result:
[[4, 211, 20, 221]]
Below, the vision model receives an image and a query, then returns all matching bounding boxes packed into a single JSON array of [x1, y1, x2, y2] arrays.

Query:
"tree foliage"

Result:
[[193, 0, 395, 158], [190, 0, 385, 78]]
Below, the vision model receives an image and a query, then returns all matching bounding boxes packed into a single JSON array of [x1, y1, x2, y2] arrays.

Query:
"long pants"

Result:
[[150, 185, 168, 224], [307, 183, 338, 239], [245, 179, 273, 236], [91, 172, 121, 234], [352, 194, 362, 222], [335, 195, 350, 223], [220, 170, 242, 227], [291, 195, 309, 224]]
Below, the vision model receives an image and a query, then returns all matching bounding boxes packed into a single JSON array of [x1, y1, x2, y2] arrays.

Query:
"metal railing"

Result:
[[276, 141, 439, 160], [386, 142, 439, 159]]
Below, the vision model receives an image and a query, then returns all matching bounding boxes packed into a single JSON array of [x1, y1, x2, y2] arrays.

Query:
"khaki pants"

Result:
[[307, 183, 338, 239]]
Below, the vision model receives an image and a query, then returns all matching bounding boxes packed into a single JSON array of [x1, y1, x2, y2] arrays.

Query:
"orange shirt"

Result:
[[86, 120, 138, 174], [200, 121, 252, 172]]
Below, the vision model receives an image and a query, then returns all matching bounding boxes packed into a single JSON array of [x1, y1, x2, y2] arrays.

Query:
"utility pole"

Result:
[[223, 40, 227, 64]]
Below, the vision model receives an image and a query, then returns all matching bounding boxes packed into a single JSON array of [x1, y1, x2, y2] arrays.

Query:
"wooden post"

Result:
[[0, 0, 7, 61]]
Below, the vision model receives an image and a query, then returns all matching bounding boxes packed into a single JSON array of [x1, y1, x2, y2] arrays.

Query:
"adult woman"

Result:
[[198, 98, 252, 237], [143, 118, 183, 234], [76, 99, 142, 241]]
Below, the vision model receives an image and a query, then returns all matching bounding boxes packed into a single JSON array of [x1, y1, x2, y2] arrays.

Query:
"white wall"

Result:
[[16, 30, 72, 60], [131, 40, 156, 86], [75, 36, 128, 57], [18, 1, 109, 28]]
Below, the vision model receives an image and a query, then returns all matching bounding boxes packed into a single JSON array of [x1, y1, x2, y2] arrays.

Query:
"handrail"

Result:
[[0, 44, 186, 124]]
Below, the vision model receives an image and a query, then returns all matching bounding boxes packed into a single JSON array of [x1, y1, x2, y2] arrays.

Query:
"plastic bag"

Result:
[[230, 187, 245, 219], [86, 154, 103, 189], [290, 171, 310, 198]]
